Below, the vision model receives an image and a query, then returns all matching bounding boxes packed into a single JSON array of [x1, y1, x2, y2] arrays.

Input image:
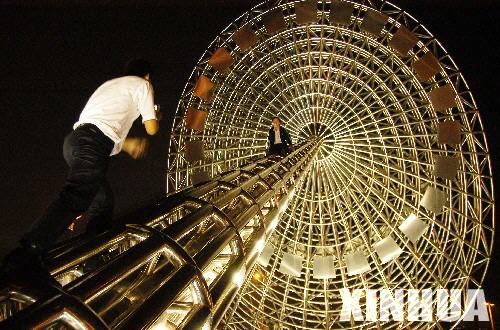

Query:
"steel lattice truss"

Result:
[[167, 0, 494, 329]]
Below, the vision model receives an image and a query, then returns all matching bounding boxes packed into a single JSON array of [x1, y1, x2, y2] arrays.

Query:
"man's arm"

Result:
[[139, 81, 160, 135]]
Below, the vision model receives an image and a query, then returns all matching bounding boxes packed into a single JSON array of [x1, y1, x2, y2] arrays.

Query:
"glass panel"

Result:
[[330, 0, 354, 25], [262, 9, 286, 34], [208, 48, 233, 72], [185, 107, 208, 131], [428, 84, 456, 112], [185, 140, 205, 163], [193, 76, 215, 101], [295, 0, 317, 25], [437, 120, 461, 145], [389, 25, 418, 56]]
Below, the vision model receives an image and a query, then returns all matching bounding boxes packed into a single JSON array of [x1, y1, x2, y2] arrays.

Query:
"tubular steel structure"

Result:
[[167, 0, 495, 329], [0, 140, 320, 329], [0, 1, 495, 330]]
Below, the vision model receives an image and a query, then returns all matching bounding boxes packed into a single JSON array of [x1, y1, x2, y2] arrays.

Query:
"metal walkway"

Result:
[[0, 139, 320, 330]]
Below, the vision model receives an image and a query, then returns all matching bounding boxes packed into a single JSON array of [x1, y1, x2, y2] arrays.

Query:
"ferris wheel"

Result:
[[166, 0, 495, 328]]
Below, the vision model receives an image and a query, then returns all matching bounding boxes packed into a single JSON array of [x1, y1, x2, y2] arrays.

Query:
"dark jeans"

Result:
[[269, 143, 289, 156], [21, 124, 115, 253]]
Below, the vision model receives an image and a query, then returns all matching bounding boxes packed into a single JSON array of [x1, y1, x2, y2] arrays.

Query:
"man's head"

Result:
[[272, 117, 281, 130], [125, 59, 154, 80]]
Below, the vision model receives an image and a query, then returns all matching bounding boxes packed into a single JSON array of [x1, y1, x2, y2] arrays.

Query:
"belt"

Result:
[[75, 123, 114, 148]]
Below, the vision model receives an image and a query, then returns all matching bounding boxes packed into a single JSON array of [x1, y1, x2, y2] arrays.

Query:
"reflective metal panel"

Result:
[[428, 84, 457, 112], [233, 25, 258, 52], [419, 186, 447, 214], [193, 75, 215, 101], [330, 0, 354, 25], [208, 48, 234, 73], [345, 251, 371, 276], [295, 0, 317, 25], [373, 236, 403, 264], [399, 214, 428, 244], [360, 9, 387, 36], [262, 10, 287, 34], [279, 252, 303, 277], [413, 51, 441, 81], [186, 108, 208, 131], [185, 140, 205, 163], [437, 120, 461, 145], [434, 155, 459, 180], [389, 25, 418, 56], [0, 291, 35, 323]]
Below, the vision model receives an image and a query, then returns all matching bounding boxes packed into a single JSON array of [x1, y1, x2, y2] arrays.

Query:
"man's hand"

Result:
[[123, 137, 148, 159], [144, 119, 159, 135]]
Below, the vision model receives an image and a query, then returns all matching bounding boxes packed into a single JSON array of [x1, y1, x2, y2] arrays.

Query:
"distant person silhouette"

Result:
[[268, 116, 293, 156]]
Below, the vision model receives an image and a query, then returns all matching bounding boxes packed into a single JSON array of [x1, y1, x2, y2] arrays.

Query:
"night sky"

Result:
[[1, 0, 499, 314]]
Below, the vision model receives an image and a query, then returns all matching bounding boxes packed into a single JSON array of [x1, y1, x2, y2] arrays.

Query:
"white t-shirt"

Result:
[[74, 76, 156, 155], [274, 129, 282, 144]]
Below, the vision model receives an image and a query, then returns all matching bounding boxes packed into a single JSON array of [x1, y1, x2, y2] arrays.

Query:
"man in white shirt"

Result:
[[14, 59, 160, 262]]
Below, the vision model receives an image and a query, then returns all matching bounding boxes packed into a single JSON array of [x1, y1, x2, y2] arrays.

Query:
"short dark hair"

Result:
[[125, 59, 154, 78], [272, 116, 280, 122]]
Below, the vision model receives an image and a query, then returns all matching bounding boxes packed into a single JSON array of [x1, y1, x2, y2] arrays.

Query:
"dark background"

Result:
[[1, 0, 499, 323]]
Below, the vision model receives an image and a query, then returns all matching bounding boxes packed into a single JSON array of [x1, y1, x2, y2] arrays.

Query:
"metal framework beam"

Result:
[[0, 139, 321, 330]]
